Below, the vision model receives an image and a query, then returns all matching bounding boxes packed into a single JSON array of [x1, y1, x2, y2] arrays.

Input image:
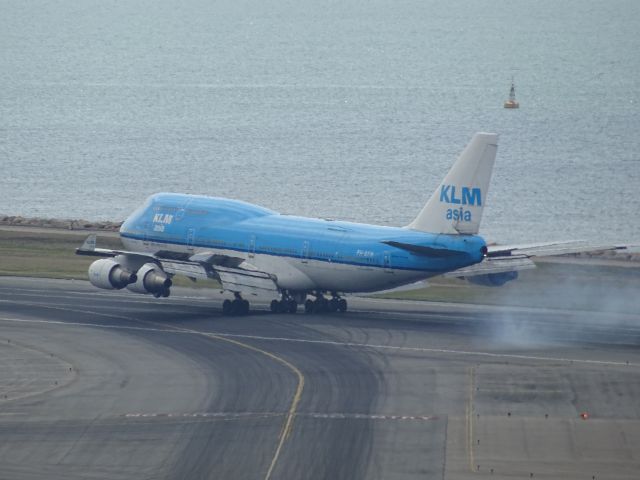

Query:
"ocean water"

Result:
[[1, 0, 639, 244]]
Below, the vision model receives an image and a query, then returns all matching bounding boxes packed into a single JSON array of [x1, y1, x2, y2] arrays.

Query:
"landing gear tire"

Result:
[[223, 298, 250, 316], [338, 298, 347, 312], [314, 297, 328, 313], [270, 300, 279, 313], [270, 298, 298, 314], [328, 298, 339, 313], [304, 299, 314, 314], [240, 299, 250, 315], [223, 299, 233, 315], [287, 300, 298, 314], [303, 294, 347, 315], [153, 287, 170, 299]]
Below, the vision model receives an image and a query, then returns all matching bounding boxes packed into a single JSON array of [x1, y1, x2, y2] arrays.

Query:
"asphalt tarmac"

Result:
[[1, 277, 639, 479]]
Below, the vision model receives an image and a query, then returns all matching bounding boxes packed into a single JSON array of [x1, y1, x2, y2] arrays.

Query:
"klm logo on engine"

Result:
[[440, 185, 481, 222]]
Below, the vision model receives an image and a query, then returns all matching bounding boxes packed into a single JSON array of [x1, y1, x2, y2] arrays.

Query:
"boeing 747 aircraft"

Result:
[[77, 133, 623, 315]]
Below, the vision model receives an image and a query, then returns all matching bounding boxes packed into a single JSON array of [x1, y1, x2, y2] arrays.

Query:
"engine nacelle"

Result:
[[465, 271, 518, 287], [88, 258, 137, 290], [126, 263, 172, 297]]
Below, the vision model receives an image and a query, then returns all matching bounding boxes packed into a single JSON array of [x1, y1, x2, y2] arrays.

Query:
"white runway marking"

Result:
[[0, 315, 636, 368], [122, 412, 436, 421], [0, 290, 216, 307], [124, 412, 283, 419]]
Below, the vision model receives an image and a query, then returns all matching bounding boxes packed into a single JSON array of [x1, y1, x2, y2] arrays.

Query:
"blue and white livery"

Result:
[[77, 133, 624, 314]]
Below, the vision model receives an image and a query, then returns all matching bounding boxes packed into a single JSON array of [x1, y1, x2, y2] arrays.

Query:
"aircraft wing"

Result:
[[76, 234, 279, 296]]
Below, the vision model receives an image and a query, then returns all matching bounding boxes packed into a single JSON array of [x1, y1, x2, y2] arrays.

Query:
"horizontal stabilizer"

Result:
[[443, 255, 536, 278], [355, 280, 429, 296], [443, 241, 628, 279], [382, 241, 468, 258], [487, 241, 627, 258]]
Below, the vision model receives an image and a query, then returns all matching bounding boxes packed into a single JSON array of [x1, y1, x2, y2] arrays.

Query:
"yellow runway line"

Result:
[[203, 333, 305, 480], [467, 366, 475, 472]]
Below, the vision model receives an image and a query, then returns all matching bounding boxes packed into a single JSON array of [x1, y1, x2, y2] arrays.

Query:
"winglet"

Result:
[[407, 132, 498, 235], [76, 234, 97, 253]]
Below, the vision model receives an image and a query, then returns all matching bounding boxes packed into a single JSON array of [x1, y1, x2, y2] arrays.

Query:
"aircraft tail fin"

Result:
[[407, 132, 498, 235]]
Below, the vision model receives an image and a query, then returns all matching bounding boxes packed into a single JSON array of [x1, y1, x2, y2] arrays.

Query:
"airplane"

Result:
[[76, 132, 625, 315]]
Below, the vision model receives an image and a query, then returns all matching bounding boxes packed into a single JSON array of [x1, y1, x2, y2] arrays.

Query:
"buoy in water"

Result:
[[504, 77, 519, 109]]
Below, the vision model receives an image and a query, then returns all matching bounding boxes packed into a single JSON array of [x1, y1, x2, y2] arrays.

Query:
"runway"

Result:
[[1, 277, 639, 479]]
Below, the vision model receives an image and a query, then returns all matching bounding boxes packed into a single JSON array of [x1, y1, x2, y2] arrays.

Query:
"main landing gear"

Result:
[[270, 293, 298, 314], [304, 292, 347, 314], [222, 293, 250, 316], [223, 290, 348, 316]]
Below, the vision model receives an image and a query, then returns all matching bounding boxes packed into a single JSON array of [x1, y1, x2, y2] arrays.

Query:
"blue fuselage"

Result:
[[119, 193, 486, 293]]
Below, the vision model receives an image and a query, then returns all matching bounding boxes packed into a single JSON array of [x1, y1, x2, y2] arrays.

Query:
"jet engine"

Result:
[[88, 258, 137, 290], [465, 271, 518, 287], [126, 263, 172, 297]]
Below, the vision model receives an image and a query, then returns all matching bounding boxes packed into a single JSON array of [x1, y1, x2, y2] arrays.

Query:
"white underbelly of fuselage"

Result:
[[121, 236, 430, 293]]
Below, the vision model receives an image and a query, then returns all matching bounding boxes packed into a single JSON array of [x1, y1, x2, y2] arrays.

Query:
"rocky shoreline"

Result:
[[0, 215, 122, 232]]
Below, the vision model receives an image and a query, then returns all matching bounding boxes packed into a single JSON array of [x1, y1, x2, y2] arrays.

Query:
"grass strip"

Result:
[[1, 229, 638, 313]]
